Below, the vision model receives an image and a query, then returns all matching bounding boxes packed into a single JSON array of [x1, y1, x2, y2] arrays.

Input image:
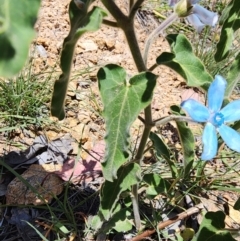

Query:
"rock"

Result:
[[67, 110, 76, 117], [77, 111, 91, 124], [46, 130, 59, 140], [76, 90, 89, 101], [36, 45, 48, 58], [66, 117, 78, 128], [70, 123, 90, 142], [105, 39, 115, 49], [67, 81, 77, 97], [79, 39, 98, 52]]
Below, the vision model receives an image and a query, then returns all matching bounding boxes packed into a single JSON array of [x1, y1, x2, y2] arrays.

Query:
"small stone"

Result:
[[77, 111, 91, 124], [67, 82, 77, 97], [114, 41, 124, 54], [76, 90, 89, 101], [175, 143, 182, 149], [66, 117, 78, 127], [36, 45, 48, 58], [105, 39, 115, 49], [46, 130, 59, 140], [79, 39, 98, 51], [70, 123, 90, 142], [67, 111, 76, 117]]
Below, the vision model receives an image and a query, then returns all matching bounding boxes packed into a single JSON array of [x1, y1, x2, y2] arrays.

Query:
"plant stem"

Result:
[[123, 22, 146, 72], [129, 0, 145, 18], [154, 115, 197, 127], [143, 12, 178, 65], [100, 0, 155, 230], [122, 20, 151, 231], [102, 19, 118, 28]]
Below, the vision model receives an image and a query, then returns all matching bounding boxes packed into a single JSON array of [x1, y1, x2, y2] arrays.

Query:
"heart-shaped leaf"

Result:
[[98, 64, 157, 181], [193, 211, 236, 241], [156, 34, 212, 90]]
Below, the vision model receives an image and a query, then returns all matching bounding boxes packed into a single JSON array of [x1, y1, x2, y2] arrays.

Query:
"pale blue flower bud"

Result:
[[192, 4, 218, 27], [186, 14, 205, 33]]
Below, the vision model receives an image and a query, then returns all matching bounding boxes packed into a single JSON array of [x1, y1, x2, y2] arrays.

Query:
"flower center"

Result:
[[212, 112, 224, 127]]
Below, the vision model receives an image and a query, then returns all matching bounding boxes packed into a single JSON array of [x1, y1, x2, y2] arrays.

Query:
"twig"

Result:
[[130, 203, 204, 241], [102, 19, 118, 28]]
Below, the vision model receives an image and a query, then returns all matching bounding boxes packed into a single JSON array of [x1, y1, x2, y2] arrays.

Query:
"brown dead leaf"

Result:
[[6, 164, 63, 205]]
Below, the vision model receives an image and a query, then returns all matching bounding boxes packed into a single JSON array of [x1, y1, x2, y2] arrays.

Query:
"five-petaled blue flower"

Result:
[[181, 75, 240, 160]]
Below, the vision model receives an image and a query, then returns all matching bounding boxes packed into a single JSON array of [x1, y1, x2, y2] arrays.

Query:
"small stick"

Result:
[[130, 203, 204, 241]]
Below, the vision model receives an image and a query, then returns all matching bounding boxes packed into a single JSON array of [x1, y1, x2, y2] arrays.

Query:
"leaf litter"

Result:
[[0, 133, 103, 240]]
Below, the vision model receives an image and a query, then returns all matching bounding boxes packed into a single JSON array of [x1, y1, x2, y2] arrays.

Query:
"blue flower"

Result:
[[169, 0, 218, 33], [181, 75, 240, 160]]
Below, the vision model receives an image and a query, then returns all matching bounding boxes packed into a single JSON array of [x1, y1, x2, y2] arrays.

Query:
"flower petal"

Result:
[[192, 4, 218, 26], [220, 100, 240, 123], [218, 124, 240, 152], [168, 0, 178, 6], [201, 122, 218, 160], [190, 0, 200, 3], [186, 14, 205, 33], [181, 99, 209, 122], [208, 75, 227, 113]]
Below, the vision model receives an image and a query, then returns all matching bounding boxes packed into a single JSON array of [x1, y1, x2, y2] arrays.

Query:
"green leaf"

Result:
[[149, 132, 178, 178], [143, 173, 171, 197], [171, 105, 195, 178], [156, 34, 212, 90], [0, 0, 40, 77], [225, 52, 240, 98], [99, 163, 141, 221], [193, 211, 236, 241], [98, 64, 157, 181], [233, 197, 240, 210], [101, 207, 133, 233], [51, 0, 107, 119], [215, 0, 240, 62]]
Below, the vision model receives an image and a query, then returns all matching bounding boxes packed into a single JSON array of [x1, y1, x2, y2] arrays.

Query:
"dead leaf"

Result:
[[6, 164, 63, 205]]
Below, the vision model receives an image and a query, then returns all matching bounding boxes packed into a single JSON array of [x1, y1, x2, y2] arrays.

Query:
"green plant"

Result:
[[0, 63, 54, 131], [1, 0, 240, 240]]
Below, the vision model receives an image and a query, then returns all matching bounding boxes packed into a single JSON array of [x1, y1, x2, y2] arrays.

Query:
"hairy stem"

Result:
[[154, 115, 197, 127], [123, 23, 146, 72], [143, 12, 178, 65], [101, 0, 127, 25], [100, 1, 154, 230]]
